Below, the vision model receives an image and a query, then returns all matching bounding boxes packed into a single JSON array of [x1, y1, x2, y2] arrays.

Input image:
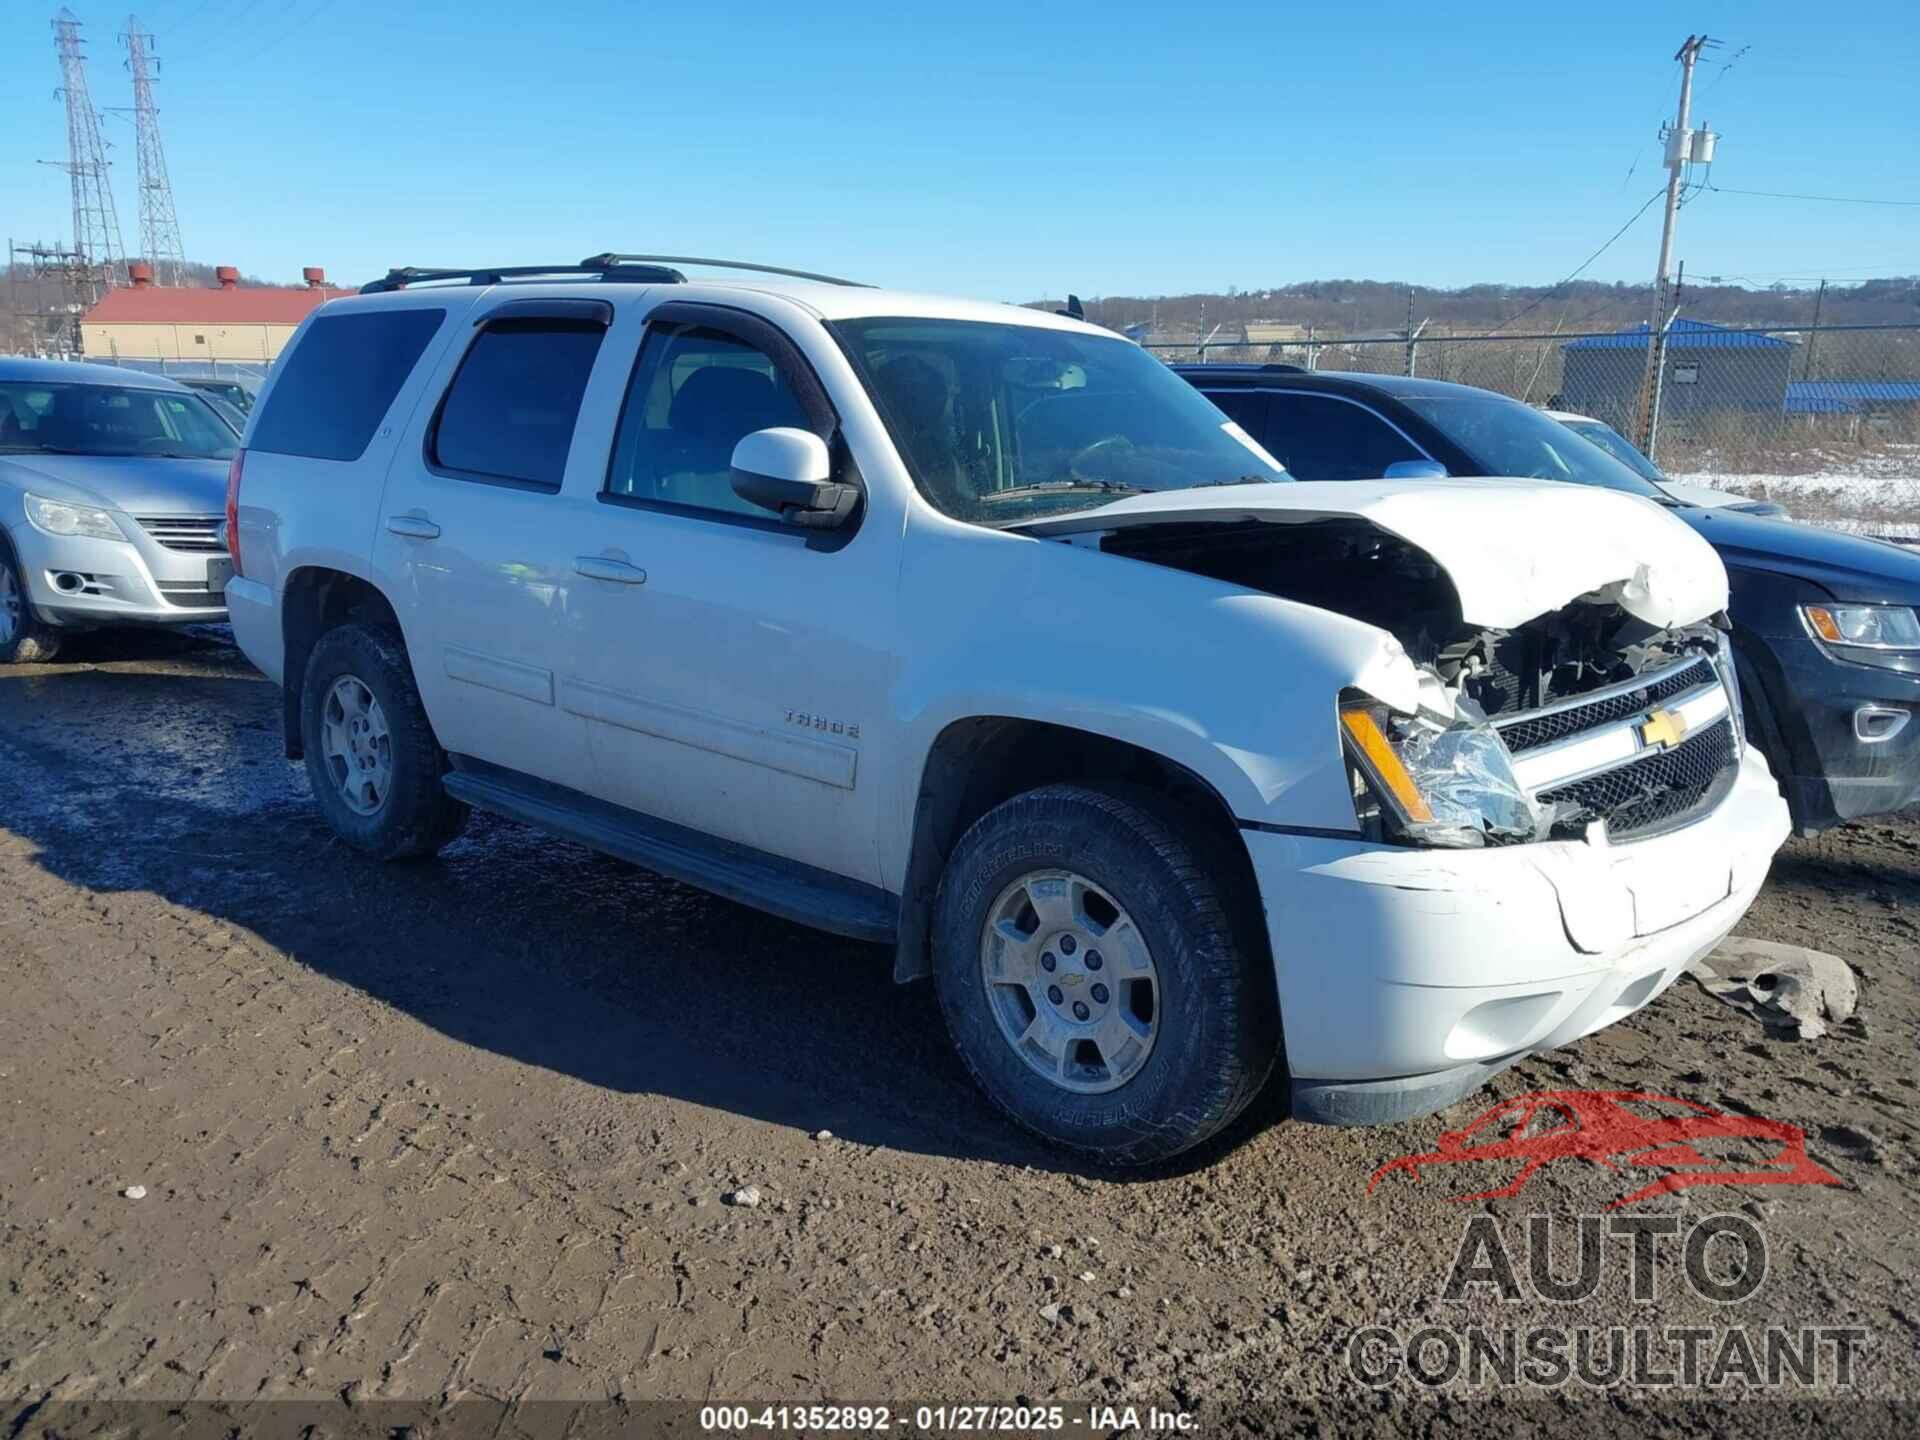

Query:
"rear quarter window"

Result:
[[250, 308, 446, 461]]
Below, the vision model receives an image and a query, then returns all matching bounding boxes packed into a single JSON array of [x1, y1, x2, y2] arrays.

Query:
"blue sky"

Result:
[[2, 0, 1915, 300]]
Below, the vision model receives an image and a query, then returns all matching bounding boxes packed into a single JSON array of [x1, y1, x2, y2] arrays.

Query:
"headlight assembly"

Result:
[[24, 492, 124, 542], [1801, 603, 1920, 656], [1339, 695, 1543, 849]]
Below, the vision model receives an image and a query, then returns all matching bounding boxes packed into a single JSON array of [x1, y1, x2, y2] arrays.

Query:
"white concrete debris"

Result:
[[1689, 937, 1860, 1040], [122, 1185, 147, 1200], [724, 1186, 762, 1208]]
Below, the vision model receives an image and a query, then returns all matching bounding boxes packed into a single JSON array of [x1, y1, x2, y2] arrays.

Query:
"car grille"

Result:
[[135, 515, 225, 553], [1537, 717, 1739, 841], [1495, 657, 1715, 754]]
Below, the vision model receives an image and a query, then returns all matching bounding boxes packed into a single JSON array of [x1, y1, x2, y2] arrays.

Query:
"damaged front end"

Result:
[[1079, 507, 1742, 851], [1334, 608, 1735, 849]]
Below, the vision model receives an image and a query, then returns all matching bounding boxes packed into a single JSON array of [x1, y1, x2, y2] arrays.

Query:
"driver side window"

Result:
[[605, 324, 811, 519]]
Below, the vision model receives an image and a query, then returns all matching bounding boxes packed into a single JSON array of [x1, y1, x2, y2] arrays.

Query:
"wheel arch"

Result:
[[890, 715, 1264, 984], [279, 566, 403, 758]]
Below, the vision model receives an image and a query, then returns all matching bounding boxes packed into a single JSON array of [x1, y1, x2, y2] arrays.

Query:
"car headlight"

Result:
[[1707, 625, 1746, 754], [1339, 695, 1543, 849], [1802, 603, 1920, 651], [1801, 603, 1920, 671], [24, 492, 125, 542]]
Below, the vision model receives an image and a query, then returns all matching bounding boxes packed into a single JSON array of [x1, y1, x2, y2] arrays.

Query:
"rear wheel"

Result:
[[0, 544, 61, 664], [933, 783, 1279, 1165], [300, 622, 468, 859]]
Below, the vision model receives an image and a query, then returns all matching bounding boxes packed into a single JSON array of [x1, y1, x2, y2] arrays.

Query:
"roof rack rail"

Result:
[[360, 253, 867, 296], [358, 261, 686, 295], [579, 254, 869, 287]]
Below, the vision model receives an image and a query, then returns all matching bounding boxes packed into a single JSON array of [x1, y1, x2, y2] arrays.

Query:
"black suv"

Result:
[[1177, 365, 1920, 834]]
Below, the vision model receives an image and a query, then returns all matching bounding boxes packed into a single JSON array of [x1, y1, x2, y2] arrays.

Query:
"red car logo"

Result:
[[1369, 1090, 1842, 1210]]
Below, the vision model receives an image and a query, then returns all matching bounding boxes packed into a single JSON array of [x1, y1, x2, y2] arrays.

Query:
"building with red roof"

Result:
[[81, 262, 354, 364]]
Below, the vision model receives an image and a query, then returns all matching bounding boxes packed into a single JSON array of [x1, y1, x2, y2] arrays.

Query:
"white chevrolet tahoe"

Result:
[[222, 255, 1791, 1163]]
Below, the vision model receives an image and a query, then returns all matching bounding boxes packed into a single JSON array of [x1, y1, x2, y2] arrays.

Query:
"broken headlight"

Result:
[[1339, 694, 1542, 849]]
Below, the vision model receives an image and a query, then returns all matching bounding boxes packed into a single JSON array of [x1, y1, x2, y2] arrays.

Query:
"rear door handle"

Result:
[[386, 515, 441, 540], [575, 556, 648, 585]]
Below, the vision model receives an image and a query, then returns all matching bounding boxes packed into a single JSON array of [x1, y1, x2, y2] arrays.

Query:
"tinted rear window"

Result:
[[250, 308, 445, 462], [430, 320, 605, 490]]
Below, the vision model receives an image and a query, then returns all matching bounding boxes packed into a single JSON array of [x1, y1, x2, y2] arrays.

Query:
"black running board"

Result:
[[443, 758, 899, 945]]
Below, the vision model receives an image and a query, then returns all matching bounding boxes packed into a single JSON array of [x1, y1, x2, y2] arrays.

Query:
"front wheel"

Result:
[[932, 783, 1279, 1165], [0, 543, 61, 664], [300, 623, 469, 859]]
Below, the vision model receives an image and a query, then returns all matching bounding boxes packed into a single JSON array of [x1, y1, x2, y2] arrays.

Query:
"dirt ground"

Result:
[[1, 630, 1915, 1437]]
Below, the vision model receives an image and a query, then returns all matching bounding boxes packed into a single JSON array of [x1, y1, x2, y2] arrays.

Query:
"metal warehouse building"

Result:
[[1559, 319, 1797, 434], [81, 262, 352, 364], [1785, 380, 1920, 416]]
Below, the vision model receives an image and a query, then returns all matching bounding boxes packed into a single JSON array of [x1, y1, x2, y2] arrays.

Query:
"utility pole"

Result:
[[122, 16, 187, 287], [47, 8, 127, 301], [1634, 34, 1718, 448], [1803, 278, 1827, 380]]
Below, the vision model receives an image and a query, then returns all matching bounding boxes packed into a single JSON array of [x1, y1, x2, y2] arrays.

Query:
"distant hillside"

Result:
[[1032, 276, 1920, 341]]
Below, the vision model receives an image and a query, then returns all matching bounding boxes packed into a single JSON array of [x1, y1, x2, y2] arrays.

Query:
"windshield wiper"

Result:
[[978, 479, 1143, 503]]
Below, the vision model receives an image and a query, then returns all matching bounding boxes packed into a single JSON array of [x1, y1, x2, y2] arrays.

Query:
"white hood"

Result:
[[1019, 477, 1729, 630]]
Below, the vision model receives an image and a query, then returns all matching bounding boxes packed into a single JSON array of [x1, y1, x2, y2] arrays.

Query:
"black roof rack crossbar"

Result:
[[359, 261, 687, 294], [578, 254, 870, 288], [360, 254, 867, 296]]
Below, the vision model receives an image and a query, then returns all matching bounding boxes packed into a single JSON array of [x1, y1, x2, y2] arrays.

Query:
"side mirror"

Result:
[[1383, 458, 1449, 480], [730, 428, 859, 528]]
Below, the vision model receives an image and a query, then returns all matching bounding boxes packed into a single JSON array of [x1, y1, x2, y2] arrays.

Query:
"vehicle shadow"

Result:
[[0, 663, 1287, 1177]]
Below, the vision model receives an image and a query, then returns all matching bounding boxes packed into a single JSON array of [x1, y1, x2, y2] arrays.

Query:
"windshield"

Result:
[[1561, 417, 1666, 484], [0, 380, 239, 461], [1399, 395, 1666, 501], [186, 380, 253, 412], [834, 317, 1288, 524]]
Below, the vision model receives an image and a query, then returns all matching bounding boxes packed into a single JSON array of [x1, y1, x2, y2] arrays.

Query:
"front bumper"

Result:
[[5, 516, 228, 628], [1242, 745, 1791, 1126]]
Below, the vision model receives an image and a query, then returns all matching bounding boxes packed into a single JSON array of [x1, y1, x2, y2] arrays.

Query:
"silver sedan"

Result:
[[1, 358, 238, 663]]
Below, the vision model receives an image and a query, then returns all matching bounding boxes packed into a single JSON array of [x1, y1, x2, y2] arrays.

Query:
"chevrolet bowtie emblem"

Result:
[[1639, 707, 1689, 749]]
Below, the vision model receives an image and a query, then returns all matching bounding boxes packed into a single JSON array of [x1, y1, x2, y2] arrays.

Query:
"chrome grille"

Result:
[[1494, 657, 1714, 754], [135, 515, 225, 553], [1537, 718, 1739, 841]]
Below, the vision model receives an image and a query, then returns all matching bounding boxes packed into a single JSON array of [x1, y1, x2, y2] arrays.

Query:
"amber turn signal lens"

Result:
[[1340, 707, 1435, 825], [1804, 605, 1842, 643]]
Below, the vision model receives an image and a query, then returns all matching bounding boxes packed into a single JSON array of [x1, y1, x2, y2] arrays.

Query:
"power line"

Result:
[[1703, 183, 1920, 207], [1475, 186, 1667, 336]]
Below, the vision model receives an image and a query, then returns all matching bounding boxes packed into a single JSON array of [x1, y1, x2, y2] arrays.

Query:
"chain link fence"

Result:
[[1158, 321, 1920, 541], [96, 357, 272, 386]]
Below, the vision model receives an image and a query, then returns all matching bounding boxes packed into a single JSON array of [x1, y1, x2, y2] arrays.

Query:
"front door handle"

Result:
[[386, 515, 441, 540], [575, 556, 648, 585]]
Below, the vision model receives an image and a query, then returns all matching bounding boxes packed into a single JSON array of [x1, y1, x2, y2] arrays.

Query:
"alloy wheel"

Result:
[[979, 868, 1160, 1094], [0, 563, 19, 647], [319, 674, 393, 816]]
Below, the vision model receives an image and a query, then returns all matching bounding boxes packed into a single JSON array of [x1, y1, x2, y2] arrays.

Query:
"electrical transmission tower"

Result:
[[122, 16, 186, 286], [47, 8, 127, 300]]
